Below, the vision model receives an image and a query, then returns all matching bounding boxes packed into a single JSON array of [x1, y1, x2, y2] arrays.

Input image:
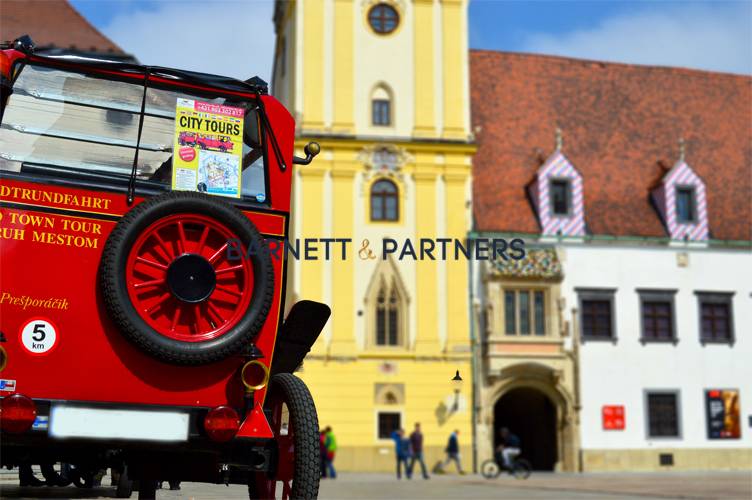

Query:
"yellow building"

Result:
[[272, 0, 476, 471]]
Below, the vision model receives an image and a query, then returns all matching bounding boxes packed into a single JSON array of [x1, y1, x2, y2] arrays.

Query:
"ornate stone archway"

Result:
[[479, 363, 579, 472]]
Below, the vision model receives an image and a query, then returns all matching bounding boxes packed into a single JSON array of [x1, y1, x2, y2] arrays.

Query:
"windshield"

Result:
[[0, 62, 266, 201]]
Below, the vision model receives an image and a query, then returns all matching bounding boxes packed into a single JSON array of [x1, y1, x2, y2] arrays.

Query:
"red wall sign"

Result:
[[602, 405, 625, 430]]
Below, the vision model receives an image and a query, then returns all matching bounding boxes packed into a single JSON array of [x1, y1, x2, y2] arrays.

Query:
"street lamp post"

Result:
[[451, 370, 463, 412]]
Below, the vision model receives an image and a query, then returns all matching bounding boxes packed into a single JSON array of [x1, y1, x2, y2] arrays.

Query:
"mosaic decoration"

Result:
[[489, 248, 563, 279]]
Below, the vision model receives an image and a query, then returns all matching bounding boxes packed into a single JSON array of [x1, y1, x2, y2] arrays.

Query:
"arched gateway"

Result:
[[494, 387, 557, 470], [478, 363, 580, 472]]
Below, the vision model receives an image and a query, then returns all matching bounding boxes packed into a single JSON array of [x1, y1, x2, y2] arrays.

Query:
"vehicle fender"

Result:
[[270, 300, 331, 375]]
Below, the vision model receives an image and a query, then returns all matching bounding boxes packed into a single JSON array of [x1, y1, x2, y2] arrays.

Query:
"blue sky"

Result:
[[70, 0, 751, 81]]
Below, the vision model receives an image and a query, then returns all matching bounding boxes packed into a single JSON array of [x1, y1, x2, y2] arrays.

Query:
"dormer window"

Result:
[[528, 147, 586, 237], [651, 156, 708, 241], [675, 186, 696, 223], [550, 179, 571, 216]]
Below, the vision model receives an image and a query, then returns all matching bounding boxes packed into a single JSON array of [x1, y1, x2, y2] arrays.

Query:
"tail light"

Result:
[[0, 394, 37, 433], [0, 346, 6, 372], [241, 360, 269, 391], [204, 405, 240, 442]]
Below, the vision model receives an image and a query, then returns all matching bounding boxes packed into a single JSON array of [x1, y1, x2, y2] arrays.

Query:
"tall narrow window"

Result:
[[519, 291, 530, 335], [372, 99, 391, 126], [376, 286, 387, 345], [374, 280, 400, 346], [550, 179, 571, 216], [371, 85, 392, 126], [503, 289, 547, 336], [388, 288, 399, 345], [534, 291, 545, 336], [371, 179, 399, 221], [504, 291, 516, 335], [676, 187, 696, 223]]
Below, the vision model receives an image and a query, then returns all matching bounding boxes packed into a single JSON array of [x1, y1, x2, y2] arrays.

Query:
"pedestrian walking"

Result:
[[439, 429, 465, 474], [324, 426, 337, 479], [408, 423, 430, 479], [390, 428, 412, 479], [319, 429, 328, 478]]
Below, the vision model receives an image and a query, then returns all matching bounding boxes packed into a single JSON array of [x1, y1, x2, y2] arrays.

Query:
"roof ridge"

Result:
[[469, 48, 752, 80], [64, 0, 122, 53]]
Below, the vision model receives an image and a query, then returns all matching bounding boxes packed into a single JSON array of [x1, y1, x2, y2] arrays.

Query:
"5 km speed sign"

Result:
[[20, 318, 59, 355]]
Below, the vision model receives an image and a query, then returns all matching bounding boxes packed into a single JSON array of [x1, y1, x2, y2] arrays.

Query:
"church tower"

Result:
[[272, 0, 475, 470]]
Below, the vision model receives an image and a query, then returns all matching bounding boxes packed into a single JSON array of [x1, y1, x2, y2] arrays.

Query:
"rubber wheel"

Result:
[[72, 471, 94, 489], [480, 459, 500, 479], [137, 480, 157, 499], [100, 191, 274, 365], [248, 374, 320, 500], [115, 466, 133, 498], [512, 458, 532, 479]]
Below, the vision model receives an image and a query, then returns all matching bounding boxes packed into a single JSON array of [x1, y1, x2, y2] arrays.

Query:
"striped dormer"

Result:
[[530, 142, 586, 237], [653, 157, 709, 241]]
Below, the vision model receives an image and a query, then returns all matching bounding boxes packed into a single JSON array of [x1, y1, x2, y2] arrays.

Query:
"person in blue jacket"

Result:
[[390, 428, 412, 479], [439, 430, 465, 474]]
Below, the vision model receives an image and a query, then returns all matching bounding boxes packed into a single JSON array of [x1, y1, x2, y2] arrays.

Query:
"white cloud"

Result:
[[102, 1, 275, 82], [520, 3, 751, 75]]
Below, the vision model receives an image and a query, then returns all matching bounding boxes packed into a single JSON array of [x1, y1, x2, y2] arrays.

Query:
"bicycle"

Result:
[[480, 455, 532, 480]]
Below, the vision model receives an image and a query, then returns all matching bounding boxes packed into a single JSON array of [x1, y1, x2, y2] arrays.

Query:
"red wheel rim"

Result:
[[125, 213, 253, 342], [254, 393, 294, 499]]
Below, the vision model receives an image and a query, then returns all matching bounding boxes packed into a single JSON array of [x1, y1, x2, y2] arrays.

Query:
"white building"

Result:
[[470, 51, 751, 471]]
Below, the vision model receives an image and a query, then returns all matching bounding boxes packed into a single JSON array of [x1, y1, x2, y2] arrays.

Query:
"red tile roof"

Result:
[[1, 0, 124, 54], [470, 50, 752, 241]]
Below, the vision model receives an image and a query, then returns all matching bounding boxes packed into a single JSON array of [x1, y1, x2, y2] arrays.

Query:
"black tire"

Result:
[[100, 191, 274, 365], [480, 459, 501, 479], [115, 466, 133, 498], [137, 480, 157, 499], [72, 471, 94, 489], [249, 373, 320, 500], [512, 458, 532, 480]]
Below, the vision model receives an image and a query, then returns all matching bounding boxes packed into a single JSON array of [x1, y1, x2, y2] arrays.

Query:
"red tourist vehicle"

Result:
[[197, 135, 235, 153], [0, 36, 326, 499], [178, 131, 197, 147]]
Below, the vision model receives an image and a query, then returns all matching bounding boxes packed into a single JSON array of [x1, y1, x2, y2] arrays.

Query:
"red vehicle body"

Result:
[[178, 131, 197, 147], [0, 37, 325, 499], [197, 135, 235, 152]]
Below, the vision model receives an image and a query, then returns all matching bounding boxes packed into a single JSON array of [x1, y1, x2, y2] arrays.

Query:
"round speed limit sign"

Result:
[[20, 319, 59, 355]]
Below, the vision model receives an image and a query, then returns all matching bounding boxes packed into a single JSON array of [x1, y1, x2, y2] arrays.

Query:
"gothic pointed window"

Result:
[[366, 259, 408, 348]]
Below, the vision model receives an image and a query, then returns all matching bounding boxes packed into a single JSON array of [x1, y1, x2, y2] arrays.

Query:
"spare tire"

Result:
[[100, 191, 274, 365]]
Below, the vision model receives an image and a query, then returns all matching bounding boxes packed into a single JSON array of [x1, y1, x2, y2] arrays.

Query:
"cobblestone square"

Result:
[[1, 471, 751, 499]]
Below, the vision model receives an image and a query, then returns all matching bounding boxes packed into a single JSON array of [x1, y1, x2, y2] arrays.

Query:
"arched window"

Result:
[[371, 85, 391, 126], [366, 258, 408, 348], [371, 179, 398, 221]]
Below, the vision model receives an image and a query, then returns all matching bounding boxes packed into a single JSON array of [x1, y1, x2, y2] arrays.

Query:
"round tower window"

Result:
[[368, 3, 399, 35]]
